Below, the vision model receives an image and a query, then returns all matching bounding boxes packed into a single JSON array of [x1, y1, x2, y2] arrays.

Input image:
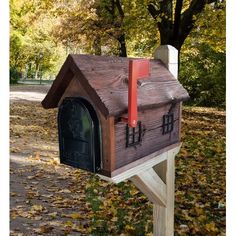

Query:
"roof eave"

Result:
[[41, 54, 110, 117]]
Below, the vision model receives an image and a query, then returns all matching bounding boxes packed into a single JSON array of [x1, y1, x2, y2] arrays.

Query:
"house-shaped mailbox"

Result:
[[42, 45, 189, 178]]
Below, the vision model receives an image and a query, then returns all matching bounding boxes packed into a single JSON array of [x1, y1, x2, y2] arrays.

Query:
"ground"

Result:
[[10, 85, 225, 236]]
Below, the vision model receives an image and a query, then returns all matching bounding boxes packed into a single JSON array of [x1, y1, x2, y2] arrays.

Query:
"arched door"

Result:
[[58, 97, 101, 173]]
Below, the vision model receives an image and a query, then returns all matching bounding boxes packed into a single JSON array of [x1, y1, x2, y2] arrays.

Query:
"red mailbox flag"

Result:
[[128, 59, 150, 128]]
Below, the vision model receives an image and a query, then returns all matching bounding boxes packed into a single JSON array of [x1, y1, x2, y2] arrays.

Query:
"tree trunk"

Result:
[[148, 0, 217, 52], [35, 63, 39, 80], [93, 36, 102, 55], [118, 34, 127, 57]]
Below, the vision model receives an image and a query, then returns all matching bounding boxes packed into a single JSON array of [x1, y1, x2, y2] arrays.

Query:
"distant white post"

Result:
[[154, 45, 178, 80]]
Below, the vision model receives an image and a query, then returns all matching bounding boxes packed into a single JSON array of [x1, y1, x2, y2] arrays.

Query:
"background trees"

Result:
[[179, 1, 226, 107], [10, 0, 225, 108], [10, 0, 65, 82]]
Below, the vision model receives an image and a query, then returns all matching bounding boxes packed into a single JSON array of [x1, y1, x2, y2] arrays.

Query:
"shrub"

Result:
[[179, 44, 225, 108], [10, 67, 21, 84]]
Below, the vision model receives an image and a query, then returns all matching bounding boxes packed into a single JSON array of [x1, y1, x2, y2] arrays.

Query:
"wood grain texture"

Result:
[[153, 204, 166, 236], [152, 149, 176, 236], [104, 117, 116, 172], [165, 151, 175, 236], [98, 143, 181, 183], [131, 168, 167, 206], [115, 104, 180, 169], [178, 102, 183, 141], [42, 54, 189, 118], [153, 148, 175, 236]]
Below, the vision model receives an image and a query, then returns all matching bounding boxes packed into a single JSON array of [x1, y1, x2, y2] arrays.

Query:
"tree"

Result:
[[51, 0, 128, 56], [98, 0, 127, 56], [147, 0, 220, 51], [51, 0, 157, 57], [178, 1, 225, 107], [10, 0, 66, 80], [179, 43, 225, 107]]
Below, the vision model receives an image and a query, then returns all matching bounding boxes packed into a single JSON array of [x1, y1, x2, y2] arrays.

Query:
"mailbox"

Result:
[[42, 47, 189, 178]]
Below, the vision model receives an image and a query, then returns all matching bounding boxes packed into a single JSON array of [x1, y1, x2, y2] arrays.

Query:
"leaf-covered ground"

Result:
[[10, 99, 225, 235]]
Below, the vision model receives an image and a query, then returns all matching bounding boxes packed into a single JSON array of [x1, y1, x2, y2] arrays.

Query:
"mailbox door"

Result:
[[58, 97, 101, 173]]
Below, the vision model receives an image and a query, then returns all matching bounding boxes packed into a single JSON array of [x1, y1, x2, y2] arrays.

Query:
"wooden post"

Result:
[[154, 45, 178, 80], [130, 148, 176, 236], [98, 145, 181, 236], [154, 149, 175, 236]]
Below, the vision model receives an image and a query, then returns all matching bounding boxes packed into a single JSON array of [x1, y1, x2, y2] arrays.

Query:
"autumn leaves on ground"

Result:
[[10, 87, 225, 236]]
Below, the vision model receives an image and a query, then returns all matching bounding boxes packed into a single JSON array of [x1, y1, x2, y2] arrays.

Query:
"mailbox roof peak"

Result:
[[42, 54, 189, 117]]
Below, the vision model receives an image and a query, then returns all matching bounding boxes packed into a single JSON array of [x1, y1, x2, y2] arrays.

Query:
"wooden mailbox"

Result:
[[42, 46, 189, 178], [42, 45, 189, 236]]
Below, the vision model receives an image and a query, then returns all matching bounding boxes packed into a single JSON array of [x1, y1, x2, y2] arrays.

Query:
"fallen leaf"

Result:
[[59, 189, 71, 193], [111, 217, 118, 222], [65, 212, 83, 219], [205, 222, 218, 232], [40, 225, 54, 233]]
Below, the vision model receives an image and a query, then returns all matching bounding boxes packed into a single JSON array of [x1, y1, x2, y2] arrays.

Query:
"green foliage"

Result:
[[179, 2, 226, 108], [124, 0, 158, 57], [10, 0, 67, 80], [179, 44, 225, 108], [10, 67, 21, 84], [193, 1, 226, 53]]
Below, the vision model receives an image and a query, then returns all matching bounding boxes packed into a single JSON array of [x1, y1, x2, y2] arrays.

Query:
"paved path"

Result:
[[10, 85, 50, 102], [10, 85, 91, 235], [10, 85, 81, 235]]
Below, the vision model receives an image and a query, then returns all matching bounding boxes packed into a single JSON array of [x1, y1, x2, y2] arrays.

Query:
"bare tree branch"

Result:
[[115, 0, 124, 19]]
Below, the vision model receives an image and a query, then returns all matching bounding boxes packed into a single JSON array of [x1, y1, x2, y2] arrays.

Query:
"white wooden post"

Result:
[[152, 45, 178, 235], [130, 147, 177, 236], [154, 45, 178, 80]]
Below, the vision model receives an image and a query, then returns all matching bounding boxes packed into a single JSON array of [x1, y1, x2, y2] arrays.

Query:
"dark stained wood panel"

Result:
[[42, 54, 189, 118], [114, 105, 180, 169], [111, 142, 181, 177]]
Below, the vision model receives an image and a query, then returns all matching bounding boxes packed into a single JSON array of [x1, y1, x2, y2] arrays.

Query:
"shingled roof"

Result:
[[42, 54, 189, 117]]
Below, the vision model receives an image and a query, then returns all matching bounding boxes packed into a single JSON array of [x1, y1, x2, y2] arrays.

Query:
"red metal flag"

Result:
[[128, 59, 150, 128]]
